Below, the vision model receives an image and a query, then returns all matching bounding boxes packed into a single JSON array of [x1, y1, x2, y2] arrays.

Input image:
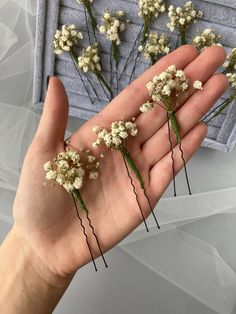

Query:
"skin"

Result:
[[0, 45, 228, 314]]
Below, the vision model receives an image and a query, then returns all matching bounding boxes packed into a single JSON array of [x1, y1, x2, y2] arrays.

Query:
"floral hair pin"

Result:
[[203, 73, 236, 124], [138, 32, 170, 65], [92, 120, 160, 232], [76, 0, 97, 41], [120, 0, 165, 83], [192, 28, 221, 50], [78, 43, 113, 100], [53, 24, 99, 104], [167, 1, 203, 46], [223, 48, 236, 74], [140, 65, 203, 196], [44, 149, 108, 271], [99, 9, 127, 94]]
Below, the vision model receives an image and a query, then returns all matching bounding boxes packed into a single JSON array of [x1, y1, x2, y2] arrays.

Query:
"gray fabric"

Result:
[[33, 0, 236, 152]]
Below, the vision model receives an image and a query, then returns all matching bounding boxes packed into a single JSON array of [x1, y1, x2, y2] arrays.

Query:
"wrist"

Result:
[[0, 226, 73, 314]]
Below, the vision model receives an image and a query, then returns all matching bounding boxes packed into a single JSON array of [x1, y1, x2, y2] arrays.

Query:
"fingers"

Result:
[[97, 45, 199, 123], [142, 73, 228, 167], [135, 45, 226, 145], [34, 77, 69, 147], [149, 123, 207, 199]]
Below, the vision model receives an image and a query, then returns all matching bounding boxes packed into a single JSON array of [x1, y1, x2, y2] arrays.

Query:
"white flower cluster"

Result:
[[53, 24, 83, 55], [140, 101, 154, 112], [78, 43, 101, 73], [76, 0, 93, 4], [92, 120, 138, 149], [224, 48, 236, 71], [99, 9, 126, 45], [167, 1, 203, 33], [138, 0, 165, 18], [226, 73, 236, 92], [146, 65, 189, 104], [193, 80, 203, 90], [44, 150, 100, 193], [139, 32, 170, 61], [192, 28, 221, 50]]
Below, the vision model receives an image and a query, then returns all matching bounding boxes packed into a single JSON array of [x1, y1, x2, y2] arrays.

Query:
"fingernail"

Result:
[[46, 75, 51, 90]]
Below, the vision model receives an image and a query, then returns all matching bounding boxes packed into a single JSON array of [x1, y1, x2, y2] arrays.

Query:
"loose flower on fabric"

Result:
[[139, 32, 170, 65], [53, 24, 83, 55], [192, 28, 221, 50], [223, 48, 236, 74], [167, 1, 203, 45]]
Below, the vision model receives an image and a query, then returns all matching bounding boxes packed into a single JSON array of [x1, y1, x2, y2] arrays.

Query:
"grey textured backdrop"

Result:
[[33, 0, 236, 151]]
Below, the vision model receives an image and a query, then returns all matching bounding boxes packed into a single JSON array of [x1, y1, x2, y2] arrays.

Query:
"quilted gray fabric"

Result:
[[33, 0, 236, 152]]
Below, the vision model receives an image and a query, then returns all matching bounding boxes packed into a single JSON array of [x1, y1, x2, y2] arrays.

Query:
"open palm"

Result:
[[13, 45, 227, 281]]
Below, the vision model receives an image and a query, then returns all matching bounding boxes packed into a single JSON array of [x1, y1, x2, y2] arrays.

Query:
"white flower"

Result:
[[226, 73, 236, 92], [139, 0, 165, 18], [78, 43, 102, 74], [53, 24, 83, 55], [145, 65, 189, 106], [140, 101, 154, 112], [92, 120, 138, 149], [98, 9, 127, 45], [192, 29, 221, 50], [223, 48, 236, 71], [89, 171, 99, 180], [139, 32, 170, 62], [193, 80, 203, 90], [44, 150, 100, 193], [167, 1, 202, 33]]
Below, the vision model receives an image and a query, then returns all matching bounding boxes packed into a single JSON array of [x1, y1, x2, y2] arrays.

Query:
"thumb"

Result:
[[34, 76, 69, 146]]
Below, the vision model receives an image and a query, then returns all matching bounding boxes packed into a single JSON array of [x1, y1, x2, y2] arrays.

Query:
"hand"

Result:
[[12, 45, 227, 284]]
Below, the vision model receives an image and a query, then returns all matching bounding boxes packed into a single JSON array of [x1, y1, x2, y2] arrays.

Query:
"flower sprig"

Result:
[[138, 0, 166, 45], [76, 0, 97, 40], [78, 43, 113, 99], [92, 120, 160, 231], [44, 148, 108, 270], [138, 32, 170, 65], [203, 73, 236, 124], [53, 24, 83, 55], [223, 48, 236, 74], [192, 28, 221, 50], [167, 1, 203, 46], [140, 65, 203, 195]]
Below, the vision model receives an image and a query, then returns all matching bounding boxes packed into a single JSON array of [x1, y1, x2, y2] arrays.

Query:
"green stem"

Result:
[[141, 19, 151, 46], [168, 111, 181, 144], [121, 148, 144, 189], [74, 189, 89, 213], [86, 3, 97, 32], [96, 72, 114, 99], [180, 31, 186, 46], [112, 41, 119, 67]]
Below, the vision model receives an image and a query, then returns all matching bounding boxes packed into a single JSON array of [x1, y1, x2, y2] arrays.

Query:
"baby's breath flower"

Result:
[[192, 28, 221, 50], [140, 101, 154, 112], [138, 0, 166, 45], [193, 80, 203, 90], [92, 120, 138, 150], [223, 48, 236, 73], [44, 150, 100, 193], [145, 65, 189, 105], [139, 32, 170, 64], [53, 24, 83, 55], [78, 43, 101, 73], [167, 2, 203, 45], [99, 9, 126, 46], [226, 73, 236, 93], [138, 0, 165, 19]]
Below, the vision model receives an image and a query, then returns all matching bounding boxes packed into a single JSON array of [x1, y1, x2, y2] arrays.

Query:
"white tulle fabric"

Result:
[[1, 1, 236, 313]]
